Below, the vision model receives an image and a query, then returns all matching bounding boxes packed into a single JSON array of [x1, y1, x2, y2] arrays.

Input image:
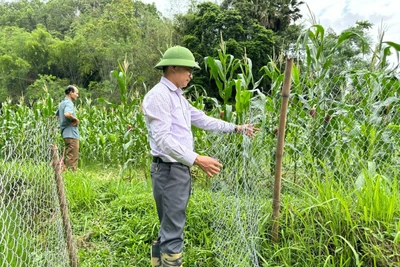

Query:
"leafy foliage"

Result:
[[0, 0, 172, 102], [63, 162, 400, 266], [175, 2, 277, 98], [1, 2, 400, 265]]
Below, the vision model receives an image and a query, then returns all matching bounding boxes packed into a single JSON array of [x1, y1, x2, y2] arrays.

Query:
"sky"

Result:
[[299, 0, 400, 66], [300, 0, 399, 45], [141, 0, 399, 65]]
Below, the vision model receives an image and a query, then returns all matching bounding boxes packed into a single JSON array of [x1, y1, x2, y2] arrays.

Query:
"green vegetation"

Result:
[[0, 161, 68, 266], [1, 0, 400, 266], [0, 0, 172, 102], [64, 161, 399, 266]]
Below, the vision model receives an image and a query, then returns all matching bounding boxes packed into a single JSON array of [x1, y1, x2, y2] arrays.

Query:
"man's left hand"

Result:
[[71, 118, 79, 126], [235, 124, 260, 137]]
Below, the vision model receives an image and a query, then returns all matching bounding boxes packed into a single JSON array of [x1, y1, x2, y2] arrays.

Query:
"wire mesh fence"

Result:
[[201, 67, 400, 266], [0, 118, 71, 267], [205, 130, 272, 267], [285, 69, 400, 181], [0, 65, 398, 266]]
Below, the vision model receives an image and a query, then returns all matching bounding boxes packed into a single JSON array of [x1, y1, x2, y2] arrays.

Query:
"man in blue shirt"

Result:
[[56, 85, 80, 171]]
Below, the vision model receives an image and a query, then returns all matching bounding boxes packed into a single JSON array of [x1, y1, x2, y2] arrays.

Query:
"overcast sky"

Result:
[[141, 0, 399, 64], [300, 0, 399, 44]]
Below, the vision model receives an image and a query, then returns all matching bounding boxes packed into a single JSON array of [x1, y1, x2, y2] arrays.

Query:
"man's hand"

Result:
[[235, 124, 260, 137], [65, 112, 79, 126], [71, 118, 79, 126], [194, 155, 222, 177]]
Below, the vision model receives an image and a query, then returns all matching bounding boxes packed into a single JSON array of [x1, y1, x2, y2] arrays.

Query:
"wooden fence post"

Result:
[[272, 58, 293, 243], [51, 145, 78, 267]]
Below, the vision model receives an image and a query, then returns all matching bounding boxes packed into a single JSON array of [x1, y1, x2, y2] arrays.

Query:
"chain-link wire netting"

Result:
[[199, 107, 274, 267], [286, 70, 400, 182], [0, 118, 70, 267], [199, 68, 399, 266]]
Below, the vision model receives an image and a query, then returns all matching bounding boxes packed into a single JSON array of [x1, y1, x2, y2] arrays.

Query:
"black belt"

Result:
[[152, 156, 165, 163], [152, 156, 183, 165]]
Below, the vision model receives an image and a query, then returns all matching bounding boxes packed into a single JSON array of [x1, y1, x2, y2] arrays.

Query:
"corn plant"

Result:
[[204, 36, 263, 124], [204, 42, 241, 122], [75, 59, 149, 170]]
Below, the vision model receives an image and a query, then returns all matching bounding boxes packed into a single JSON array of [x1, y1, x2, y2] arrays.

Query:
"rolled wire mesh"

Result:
[[0, 118, 70, 267]]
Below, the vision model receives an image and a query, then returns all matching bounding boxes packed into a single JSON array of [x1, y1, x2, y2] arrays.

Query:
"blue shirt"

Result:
[[56, 97, 80, 139]]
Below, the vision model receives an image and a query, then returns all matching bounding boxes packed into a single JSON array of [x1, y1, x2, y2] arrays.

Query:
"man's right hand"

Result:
[[194, 155, 223, 177]]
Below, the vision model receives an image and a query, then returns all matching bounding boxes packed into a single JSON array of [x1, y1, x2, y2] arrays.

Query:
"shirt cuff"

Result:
[[184, 151, 199, 167], [228, 123, 236, 133]]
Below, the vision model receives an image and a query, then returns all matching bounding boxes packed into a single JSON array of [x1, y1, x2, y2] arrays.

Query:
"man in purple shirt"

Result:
[[143, 46, 258, 267]]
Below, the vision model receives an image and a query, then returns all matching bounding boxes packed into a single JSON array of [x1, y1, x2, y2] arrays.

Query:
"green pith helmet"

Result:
[[155, 46, 200, 70]]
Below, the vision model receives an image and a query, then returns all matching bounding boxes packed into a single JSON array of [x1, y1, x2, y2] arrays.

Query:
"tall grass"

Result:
[[65, 163, 399, 266], [263, 162, 400, 266], [64, 167, 220, 266]]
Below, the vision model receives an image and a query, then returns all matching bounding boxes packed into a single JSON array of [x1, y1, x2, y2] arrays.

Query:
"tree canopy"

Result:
[[0, 0, 390, 103], [0, 0, 174, 102], [175, 1, 304, 97]]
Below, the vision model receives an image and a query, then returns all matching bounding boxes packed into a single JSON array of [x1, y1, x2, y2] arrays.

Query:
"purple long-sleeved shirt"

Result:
[[142, 76, 235, 166]]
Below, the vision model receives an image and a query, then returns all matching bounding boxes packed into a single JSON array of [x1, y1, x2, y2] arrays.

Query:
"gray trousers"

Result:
[[150, 162, 191, 254]]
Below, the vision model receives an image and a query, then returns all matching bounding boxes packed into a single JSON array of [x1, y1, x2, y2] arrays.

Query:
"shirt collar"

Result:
[[160, 76, 183, 95]]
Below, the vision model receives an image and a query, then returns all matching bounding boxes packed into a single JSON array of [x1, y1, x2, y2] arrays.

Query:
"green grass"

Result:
[[0, 160, 67, 266], [64, 164, 400, 267], [0, 207, 32, 267]]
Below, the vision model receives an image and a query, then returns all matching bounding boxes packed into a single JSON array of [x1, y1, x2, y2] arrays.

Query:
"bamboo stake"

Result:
[[51, 145, 78, 267], [272, 58, 293, 243]]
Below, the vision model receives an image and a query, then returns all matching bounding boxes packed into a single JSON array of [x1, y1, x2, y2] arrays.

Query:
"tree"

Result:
[[175, 2, 276, 98], [0, 0, 46, 32], [221, 0, 304, 32], [326, 21, 373, 71], [68, 0, 173, 88], [42, 0, 79, 36], [221, 0, 304, 61], [24, 25, 55, 77], [0, 26, 33, 100]]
